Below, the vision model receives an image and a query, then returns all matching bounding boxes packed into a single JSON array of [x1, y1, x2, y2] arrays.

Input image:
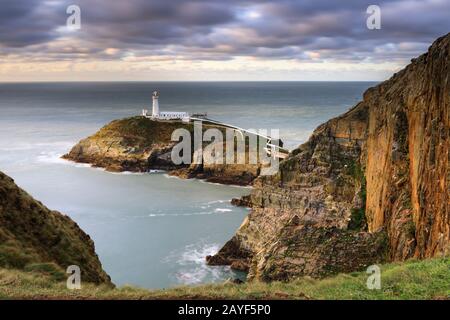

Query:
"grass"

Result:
[[0, 171, 110, 284], [0, 257, 448, 300]]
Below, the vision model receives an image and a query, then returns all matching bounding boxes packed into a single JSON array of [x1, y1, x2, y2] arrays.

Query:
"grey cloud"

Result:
[[0, 0, 449, 64], [0, 0, 68, 47]]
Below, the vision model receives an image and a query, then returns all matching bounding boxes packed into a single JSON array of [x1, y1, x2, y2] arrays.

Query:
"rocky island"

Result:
[[207, 33, 449, 281], [62, 117, 264, 186]]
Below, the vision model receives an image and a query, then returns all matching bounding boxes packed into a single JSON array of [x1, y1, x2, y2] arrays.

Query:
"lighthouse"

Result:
[[152, 90, 160, 117], [142, 90, 189, 121]]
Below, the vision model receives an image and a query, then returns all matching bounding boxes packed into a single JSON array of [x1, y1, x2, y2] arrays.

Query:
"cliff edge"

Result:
[[208, 33, 449, 281], [0, 171, 111, 284]]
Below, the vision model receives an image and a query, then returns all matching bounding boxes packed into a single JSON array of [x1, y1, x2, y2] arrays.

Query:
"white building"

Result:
[[142, 90, 190, 122]]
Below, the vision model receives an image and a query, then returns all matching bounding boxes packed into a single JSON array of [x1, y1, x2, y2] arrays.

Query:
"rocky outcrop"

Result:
[[208, 33, 449, 281], [63, 117, 262, 186], [0, 171, 111, 284], [63, 117, 190, 172]]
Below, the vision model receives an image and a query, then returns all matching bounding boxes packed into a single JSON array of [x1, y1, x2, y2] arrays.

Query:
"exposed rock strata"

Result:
[[208, 33, 449, 281]]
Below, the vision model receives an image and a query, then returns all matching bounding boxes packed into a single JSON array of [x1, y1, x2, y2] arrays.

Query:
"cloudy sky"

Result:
[[0, 0, 449, 81]]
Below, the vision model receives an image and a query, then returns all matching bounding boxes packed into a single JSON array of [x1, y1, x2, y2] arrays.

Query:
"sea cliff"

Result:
[[207, 33, 449, 281], [0, 171, 111, 284]]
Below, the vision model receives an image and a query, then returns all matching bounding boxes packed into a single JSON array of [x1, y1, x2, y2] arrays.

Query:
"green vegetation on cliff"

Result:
[[0, 171, 111, 284], [0, 257, 448, 300], [63, 116, 264, 185]]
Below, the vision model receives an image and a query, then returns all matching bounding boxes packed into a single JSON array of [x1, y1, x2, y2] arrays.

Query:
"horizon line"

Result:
[[0, 80, 381, 83]]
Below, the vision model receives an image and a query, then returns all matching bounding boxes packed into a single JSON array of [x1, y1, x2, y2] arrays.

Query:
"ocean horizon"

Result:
[[0, 81, 376, 288]]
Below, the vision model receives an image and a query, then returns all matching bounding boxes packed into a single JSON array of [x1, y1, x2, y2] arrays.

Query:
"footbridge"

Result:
[[189, 117, 290, 159]]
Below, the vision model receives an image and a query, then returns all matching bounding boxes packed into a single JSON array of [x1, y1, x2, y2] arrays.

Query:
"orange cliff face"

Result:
[[364, 33, 449, 260], [208, 33, 449, 281]]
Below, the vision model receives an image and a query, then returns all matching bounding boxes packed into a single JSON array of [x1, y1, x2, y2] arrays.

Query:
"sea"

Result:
[[0, 81, 376, 288]]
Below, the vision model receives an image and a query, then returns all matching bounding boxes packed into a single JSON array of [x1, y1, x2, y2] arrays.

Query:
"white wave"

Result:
[[215, 208, 232, 213], [36, 151, 67, 164], [59, 157, 103, 170], [0, 141, 75, 152], [148, 211, 214, 217], [198, 179, 226, 187], [114, 169, 165, 175], [149, 213, 167, 217], [229, 184, 253, 189], [179, 243, 220, 265], [109, 171, 145, 175], [148, 169, 166, 173], [59, 158, 148, 175], [163, 242, 230, 285], [206, 199, 228, 205], [198, 178, 253, 189], [163, 173, 181, 179], [202, 199, 233, 209], [73, 162, 93, 168]]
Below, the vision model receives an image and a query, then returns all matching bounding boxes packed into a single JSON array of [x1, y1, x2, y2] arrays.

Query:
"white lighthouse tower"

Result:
[[152, 90, 160, 118], [142, 90, 189, 121]]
